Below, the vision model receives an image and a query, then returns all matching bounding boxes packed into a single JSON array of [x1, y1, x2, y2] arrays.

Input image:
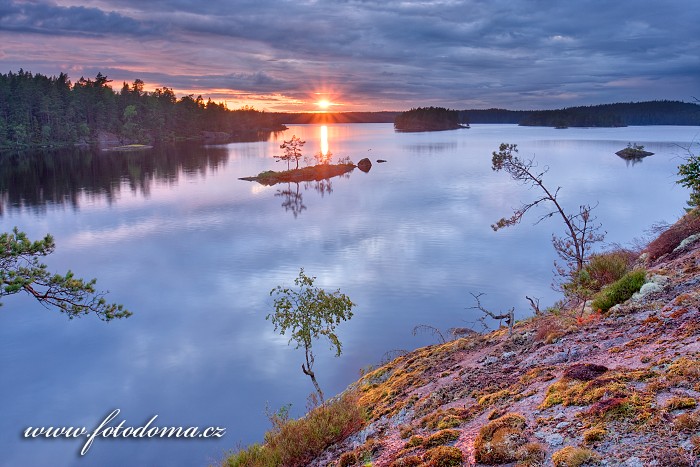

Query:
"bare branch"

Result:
[[467, 292, 514, 335], [412, 324, 446, 344], [526, 296, 542, 316]]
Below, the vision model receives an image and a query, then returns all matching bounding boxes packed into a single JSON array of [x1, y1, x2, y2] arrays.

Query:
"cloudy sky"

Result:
[[1, 0, 698, 112]]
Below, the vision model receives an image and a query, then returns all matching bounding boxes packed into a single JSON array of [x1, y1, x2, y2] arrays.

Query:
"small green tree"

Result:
[[278, 135, 306, 170], [678, 145, 700, 208], [268, 268, 355, 402], [0, 228, 130, 320]]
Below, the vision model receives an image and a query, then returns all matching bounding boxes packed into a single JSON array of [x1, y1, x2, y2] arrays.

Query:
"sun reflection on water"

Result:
[[318, 125, 333, 163]]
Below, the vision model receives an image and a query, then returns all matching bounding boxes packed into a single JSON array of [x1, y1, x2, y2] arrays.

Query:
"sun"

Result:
[[317, 100, 331, 110]]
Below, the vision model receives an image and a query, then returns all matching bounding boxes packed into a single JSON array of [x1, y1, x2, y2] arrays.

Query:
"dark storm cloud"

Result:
[[1, 0, 698, 109], [0, 0, 157, 36]]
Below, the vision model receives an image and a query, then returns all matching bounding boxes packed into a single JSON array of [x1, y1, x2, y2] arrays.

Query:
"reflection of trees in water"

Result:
[[275, 182, 306, 218], [622, 157, 644, 167], [275, 168, 354, 217], [0, 143, 229, 215], [306, 179, 333, 197]]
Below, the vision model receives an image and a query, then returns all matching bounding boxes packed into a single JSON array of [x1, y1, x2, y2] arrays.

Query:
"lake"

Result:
[[0, 123, 697, 466]]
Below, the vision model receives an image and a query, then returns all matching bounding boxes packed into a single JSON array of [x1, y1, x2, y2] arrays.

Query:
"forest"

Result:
[[461, 101, 700, 127], [0, 70, 286, 149]]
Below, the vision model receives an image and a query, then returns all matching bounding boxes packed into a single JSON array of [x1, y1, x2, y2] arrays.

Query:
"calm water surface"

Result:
[[0, 124, 697, 466]]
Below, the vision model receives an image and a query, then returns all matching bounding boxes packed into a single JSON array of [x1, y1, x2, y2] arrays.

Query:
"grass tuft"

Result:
[[551, 446, 599, 467], [474, 413, 527, 464], [223, 392, 364, 467]]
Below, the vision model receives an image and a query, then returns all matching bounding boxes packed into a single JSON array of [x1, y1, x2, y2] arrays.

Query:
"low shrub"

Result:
[[591, 269, 646, 312], [585, 250, 637, 287], [645, 209, 700, 261], [534, 316, 566, 344], [565, 249, 636, 296]]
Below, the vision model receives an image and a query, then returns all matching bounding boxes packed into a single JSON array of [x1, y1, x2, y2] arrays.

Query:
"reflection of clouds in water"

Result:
[[402, 142, 459, 154], [2, 124, 698, 466]]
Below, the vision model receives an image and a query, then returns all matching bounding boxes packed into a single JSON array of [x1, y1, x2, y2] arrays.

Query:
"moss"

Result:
[[423, 429, 460, 448], [586, 392, 654, 424], [515, 442, 547, 466], [479, 388, 514, 407], [672, 411, 700, 431], [474, 413, 527, 464], [389, 456, 421, 467], [591, 269, 646, 312], [422, 446, 464, 467], [582, 427, 606, 444], [540, 375, 628, 409], [420, 407, 473, 430], [563, 364, 609, 381], [667, 357, 700, 382], [338, 452, 358, 467], [404, 436, 424, 449], [692, 436, 700, 456], [398, 425, 414, 439], [665, 396, 698, 410], [587, 397, 634, 420], [359, 365, 425, 420], [551, 446, 599, 467]]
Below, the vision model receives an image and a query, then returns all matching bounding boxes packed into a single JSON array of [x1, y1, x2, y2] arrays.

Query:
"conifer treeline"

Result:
[[460, 101, 700, 127], [0, 70, 285, 149]]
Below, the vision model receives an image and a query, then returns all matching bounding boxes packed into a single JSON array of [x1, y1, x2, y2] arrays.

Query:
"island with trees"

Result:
[[240, 135, 358, 186], [616, 143, 654, 159], [394, 106, 466, 132]]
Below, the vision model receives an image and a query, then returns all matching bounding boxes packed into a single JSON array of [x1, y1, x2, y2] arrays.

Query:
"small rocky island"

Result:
[[239, 162, 356, 186], [394, 106, 466, 132], [616, 143, 654, 159]]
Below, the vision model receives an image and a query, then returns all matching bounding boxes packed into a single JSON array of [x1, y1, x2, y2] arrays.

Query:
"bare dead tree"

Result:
[[380, 349, 409, 365], [491, 143, 605, 278], [526, 295, 542, 316], [468, 292, 514, 336], [412, 324, 447, 344]]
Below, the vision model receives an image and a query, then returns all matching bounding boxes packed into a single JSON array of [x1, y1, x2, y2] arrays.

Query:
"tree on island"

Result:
[[278, 135, 306, 170], [267, 268, 355, 402], [1, 228, 130, 320]]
